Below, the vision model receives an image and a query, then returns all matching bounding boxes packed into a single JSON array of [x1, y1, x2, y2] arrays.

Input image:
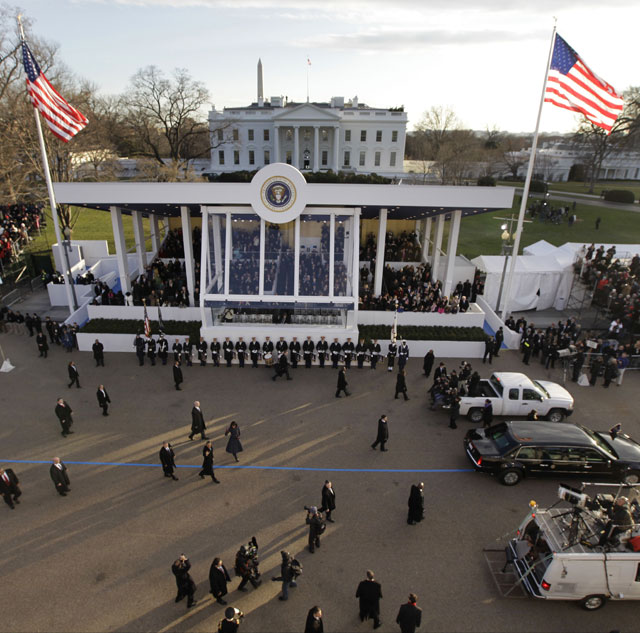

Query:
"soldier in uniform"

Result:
[[303, 336, 314, 368], [183, 338, 193, 367], [158, 334, 169, 365], [210, 338, 221, 367], [134, 334, 146, 366], [276, 337, 288, 357], [398, 340, 410, 372], [289, 337, 301, 369], [147, 336, 157, 366], [387, 340, 397, 372], [249, 337, 260, 368], [172, 338, 183, 364], [343, 338, 355, 369], [330, 338, 341, 369], [223, 337, 234, 367], [369, 339, 381, 370], [262, 336, 274, 367], [198, 337, 208, 366], [235, 337, 247, 368], [356, 338, 367, 369], [316, 336, 328, 368]]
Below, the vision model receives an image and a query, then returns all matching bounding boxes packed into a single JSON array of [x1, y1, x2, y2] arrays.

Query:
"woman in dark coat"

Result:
[[225, 421, 243, 462], [199, 441, 220, 483], [407, 482, 425, 525], [395, 370, 409, 400]]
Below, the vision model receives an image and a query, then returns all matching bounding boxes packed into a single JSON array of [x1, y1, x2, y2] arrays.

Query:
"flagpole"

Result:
[[306, 58, 310, 103], [500, 21, 557, 321], [17, 16, 77, 315]]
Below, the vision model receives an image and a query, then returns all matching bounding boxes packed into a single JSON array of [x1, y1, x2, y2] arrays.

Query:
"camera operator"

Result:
[[271, 550, 302, 601], [235, 538, 262, 592], [171, 554, 196, 609], [219, 606, 244, 633], [305, 506, 326, 553]]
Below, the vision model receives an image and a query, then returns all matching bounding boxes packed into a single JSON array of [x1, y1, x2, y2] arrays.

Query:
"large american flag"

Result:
[[143, 302, 151, 338], [22, 42, 88, 142], [544, 34, 624, 134]]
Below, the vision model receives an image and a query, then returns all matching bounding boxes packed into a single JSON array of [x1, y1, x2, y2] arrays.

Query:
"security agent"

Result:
[[210, 338, 221, 366], [316, 336, 328, 368], [303, 336, 315, 368], [249, 337, 260, 368], [235, 337, 247, 368]]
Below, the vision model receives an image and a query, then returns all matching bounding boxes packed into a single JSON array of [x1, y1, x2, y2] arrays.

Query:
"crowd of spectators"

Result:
[[158, 226, 202, 260], [127, 259, 199, 307], [360, 230, 421, 263], [0, 203, 43, 263]]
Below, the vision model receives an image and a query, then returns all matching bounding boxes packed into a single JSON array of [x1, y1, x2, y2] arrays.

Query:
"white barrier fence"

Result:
[[87, 305, 202, 321], [357, 304, 484, 327]]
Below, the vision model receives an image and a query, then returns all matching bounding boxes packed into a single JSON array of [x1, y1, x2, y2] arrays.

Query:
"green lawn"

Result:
[[497, 179, 640, 200]]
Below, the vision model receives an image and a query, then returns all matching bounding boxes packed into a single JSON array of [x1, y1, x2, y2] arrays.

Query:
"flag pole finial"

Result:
[[16, 14, 25, 42]]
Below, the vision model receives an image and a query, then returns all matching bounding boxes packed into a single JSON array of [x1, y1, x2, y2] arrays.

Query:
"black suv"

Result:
[[464, 421, 640, 486]]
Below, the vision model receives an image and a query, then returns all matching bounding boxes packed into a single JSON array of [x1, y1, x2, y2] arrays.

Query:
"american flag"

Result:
[[143, 302, 151, 338], [22, 42, 88, 142], [157, 305, 165, 333], [544, 33, 623, 134]]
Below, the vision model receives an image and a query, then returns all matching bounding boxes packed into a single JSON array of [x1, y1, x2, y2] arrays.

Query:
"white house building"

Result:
[[208, 60, 407, 178]]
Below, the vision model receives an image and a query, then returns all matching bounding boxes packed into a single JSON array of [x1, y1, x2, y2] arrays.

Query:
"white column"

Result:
[[329, 214, 335, 298], [259, 219, 265, 295], [199, 207, 209, 323], [212, 214, 223, 292], [313, 126, 320, 171], [150, 214, 161, 256], [110, 205, 131, 294], [333, 127, 340, 171], [443, 210, 462, 296], [352, 208, 361, 317], [422, 217, 432, 262], [294, 216, 300, 296], [132, 210, 146, 273], [431, 214, 445, 281], [274, 125, 280, 163], [180, 206, 195, 307], [224, 211, 231, 295], [163, 216, 170, 238], [293, 125, 300, 168], [374, 208, 387, 295]]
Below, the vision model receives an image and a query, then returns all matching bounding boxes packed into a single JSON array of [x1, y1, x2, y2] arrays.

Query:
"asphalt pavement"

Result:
[[0, 332, 638, 633]]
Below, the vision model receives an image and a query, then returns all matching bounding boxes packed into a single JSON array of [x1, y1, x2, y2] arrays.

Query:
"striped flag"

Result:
[[21, 42, 88, 142], [143, 302, 151, 338], [544, 33, 624, 134], [157, 305, 165, 333]]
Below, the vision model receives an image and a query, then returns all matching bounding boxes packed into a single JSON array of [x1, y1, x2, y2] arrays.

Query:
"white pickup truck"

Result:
[[459, 372, 574, 423]]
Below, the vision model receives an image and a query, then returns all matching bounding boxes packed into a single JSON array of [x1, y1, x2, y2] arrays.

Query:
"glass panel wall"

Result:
[[299, 215, 330, 296], [334, 215, 350, 296], [264, 221, 295, 295], [229, 214, 260, 294]]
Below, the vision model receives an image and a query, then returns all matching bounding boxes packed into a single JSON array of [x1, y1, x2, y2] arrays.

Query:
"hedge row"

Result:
[[80, 319, 201, 341], [358, 325, 489, 342], [603, 189, 636, 203]]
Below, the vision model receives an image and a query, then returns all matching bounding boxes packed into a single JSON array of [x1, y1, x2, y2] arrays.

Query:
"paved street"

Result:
[[0, 333, 638, 632]]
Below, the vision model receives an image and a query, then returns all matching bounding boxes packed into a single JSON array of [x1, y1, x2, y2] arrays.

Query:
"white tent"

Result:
[[471, 254, 573, 312], [522, 239, 557, 257]]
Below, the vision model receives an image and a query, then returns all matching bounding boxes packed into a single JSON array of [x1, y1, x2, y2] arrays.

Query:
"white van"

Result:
[[504, 483, 640, 610]]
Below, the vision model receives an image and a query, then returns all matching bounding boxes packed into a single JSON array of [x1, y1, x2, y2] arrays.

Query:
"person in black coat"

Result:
[[482, 399, 493, 428], [160, 441, 178, 481], [96, 385, 111, 416], [209, 557, 231, 605], [134, 334, 145, 366], [494, 327, 504, 357], [67, 361, 80, 388], [225, 421, 243, 462], [449, 396, 460, 430], [335, 367, 350, 397], [423, 350, 435, 378], [55, 398, 74, 437], [173, 361, 183, 391], [371, 415, 389, 451], [199, 440, 220, 483], [273, 353, 292, 380], [158, 334, 169, 365], [189, 401, 208, 440], [92, 339, 105, 366], [407, 483, 424, 525], [483, 337, 494, 364], [50, 457, 70, 496], [0, 467, 21, 509], [433, 362, 447, 381], [395, 370, 409, 400], [172, 555, 196, 608], [355, 570, 382, 629], [36, 332, 49, 358], [307, 506, 325, 553], [319, 480, 336, 522], [396, 594, 422, 633], [304, 606, 324, 633]]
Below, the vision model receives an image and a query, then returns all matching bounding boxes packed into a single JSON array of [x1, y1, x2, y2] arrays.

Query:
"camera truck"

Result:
[[459, 372, 574, 423], [486, 483, 640, 610]]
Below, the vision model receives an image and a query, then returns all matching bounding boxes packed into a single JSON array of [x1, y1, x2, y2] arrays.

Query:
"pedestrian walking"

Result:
[[55, 398, 74, 437], [50, 457, 70, 496], [319, 480, 336, 522], [173, 360, 183, 391], [67, 361, 80, 388], [272, 353, 292, 381], [371, 415, 389, 451], [423, 350, 434, 378], [160, 441, 179, 481], [449, 396, 460, 429], [0, 467, 21, 509], [96, 385, 111, 416], [209, 557, 231, 605], [407, 483, 425, 525], [304, 606, 324, 633], [335, 367, 350, 397], [225, 421, 243, 462], [172, 554, 197, 609], [199, 441, 220, 483], [189, 401, 208, 440], [92, 339, 105, 366], [355, 570, 382, 629], [396, 594, 422, 633], [395, 370, 409, 400], [482, 399, 493, 428]]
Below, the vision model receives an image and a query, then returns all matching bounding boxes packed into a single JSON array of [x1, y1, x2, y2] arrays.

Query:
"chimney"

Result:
[[257, 58, 264, 106]]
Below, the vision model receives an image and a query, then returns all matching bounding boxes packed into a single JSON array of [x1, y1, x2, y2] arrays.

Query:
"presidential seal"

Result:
[[261, 176, 296, 213]]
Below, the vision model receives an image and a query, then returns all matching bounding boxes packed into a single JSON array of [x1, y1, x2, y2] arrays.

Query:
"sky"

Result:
[[19, 0, 640, 134]]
